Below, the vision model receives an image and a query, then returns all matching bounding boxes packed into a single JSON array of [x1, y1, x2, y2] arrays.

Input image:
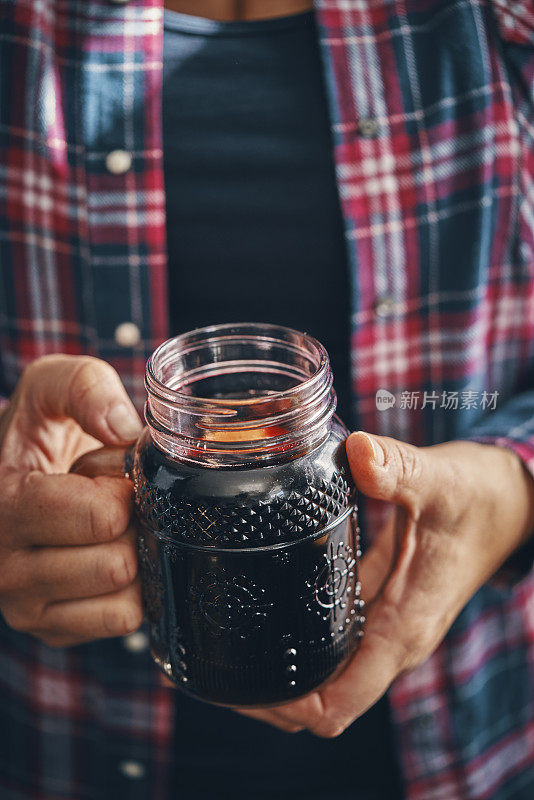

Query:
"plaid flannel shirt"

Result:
[[1, 0, 534, 798]]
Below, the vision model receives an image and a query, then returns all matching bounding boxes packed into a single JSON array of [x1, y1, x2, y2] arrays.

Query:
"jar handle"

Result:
[[69, 443, 136, 479]]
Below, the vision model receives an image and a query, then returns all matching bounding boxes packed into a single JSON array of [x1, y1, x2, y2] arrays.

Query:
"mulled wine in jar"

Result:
[[130, 323, 364, 707]]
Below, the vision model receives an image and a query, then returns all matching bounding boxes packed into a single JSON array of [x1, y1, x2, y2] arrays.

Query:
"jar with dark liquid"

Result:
[[130, 323, 364, 707]]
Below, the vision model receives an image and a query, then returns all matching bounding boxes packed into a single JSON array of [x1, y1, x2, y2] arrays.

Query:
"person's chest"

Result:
[[163, 0, 313, 21], [0, 0, 530, 433]]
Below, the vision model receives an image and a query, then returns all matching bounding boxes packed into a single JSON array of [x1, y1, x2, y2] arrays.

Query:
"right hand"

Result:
[[0, 354, 144, 647]]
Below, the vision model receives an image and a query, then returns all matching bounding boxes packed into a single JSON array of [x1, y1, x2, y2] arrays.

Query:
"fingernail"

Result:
[[355, 431, 385, 466], [107, 404, 143, 442]]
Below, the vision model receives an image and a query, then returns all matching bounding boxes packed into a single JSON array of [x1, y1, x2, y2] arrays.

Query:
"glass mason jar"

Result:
[[129, 323, 364, 707]]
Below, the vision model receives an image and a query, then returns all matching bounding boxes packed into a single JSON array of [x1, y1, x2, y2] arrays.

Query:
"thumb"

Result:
[[18, 354, 143, 446], [347, 431, 435, 514]]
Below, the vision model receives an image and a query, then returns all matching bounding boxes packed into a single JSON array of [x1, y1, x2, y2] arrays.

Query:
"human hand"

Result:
[[239, 432, 534, 736], [0, 355, 144, 647]]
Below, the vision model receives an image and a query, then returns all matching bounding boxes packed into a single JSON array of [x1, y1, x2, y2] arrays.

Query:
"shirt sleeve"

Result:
[[491, 1, 534, 53], [482, 3, 534, 583], [467, 390, 534, 477], [465, 390, 534, 585]]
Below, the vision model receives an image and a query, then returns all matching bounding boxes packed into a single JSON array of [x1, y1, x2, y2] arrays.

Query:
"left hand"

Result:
[[238, 432, 534, 737]]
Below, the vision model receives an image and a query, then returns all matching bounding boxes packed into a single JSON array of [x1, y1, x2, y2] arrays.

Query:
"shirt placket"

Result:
[[79, 0, 168, 411]]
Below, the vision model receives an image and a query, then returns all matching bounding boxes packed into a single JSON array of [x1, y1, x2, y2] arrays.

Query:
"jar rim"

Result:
[[146, 322, 330, 410], [144, 323, 336, 466]]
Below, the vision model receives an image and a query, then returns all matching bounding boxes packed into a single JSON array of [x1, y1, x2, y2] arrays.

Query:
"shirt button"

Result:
[[414, 714, 434, 735], [110, 0, 130, 4], [114, 321, 141, 348], [123, 631, 149, 653], [358, 117, 380, 138], [520, 242, 531, 264], [106, 149, 132, 175], [373, 296, 396, 317], [118, 760, 146, 780]]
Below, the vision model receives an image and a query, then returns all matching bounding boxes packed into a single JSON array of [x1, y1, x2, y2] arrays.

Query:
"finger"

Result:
[[237, 693, 326, 735], [304, 518, 419, 738], [35, 631, 112, 649], [39, 579, 144, 641], [346, 431, 438, 516], [256, 607, 406, 740], [4, 469, 133, 547], [158, 673, 176, 689], [236, 708, 305, 734], [18, 354, 143, 446], [246, 515, 414, 739], [310, 617, 403, 737], [70, 445, 129, 478], [22, 527, 138, 602]]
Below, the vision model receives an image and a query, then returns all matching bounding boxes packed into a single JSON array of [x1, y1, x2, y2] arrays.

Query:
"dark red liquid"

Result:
[[133, 427, 363, 707]]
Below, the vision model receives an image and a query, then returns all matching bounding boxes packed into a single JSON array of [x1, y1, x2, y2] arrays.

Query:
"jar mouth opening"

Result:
[[144, 323, 336, 465], [146, 322, 330, 411]]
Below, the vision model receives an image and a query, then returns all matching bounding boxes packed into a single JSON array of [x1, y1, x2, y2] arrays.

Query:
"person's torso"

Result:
[[162, 9, 352, 418], [161, 10, 403, 799], [0, 3, 533, 800]]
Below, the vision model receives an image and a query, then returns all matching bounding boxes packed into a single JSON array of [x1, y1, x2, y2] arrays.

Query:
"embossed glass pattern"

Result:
[[131, 324, 363, 706]]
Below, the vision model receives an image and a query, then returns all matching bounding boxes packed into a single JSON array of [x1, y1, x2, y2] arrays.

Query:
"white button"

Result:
[[119, 760, 146, 780], [122, 631, 149, 653], [357, 117, 380, 138], [374, 296, 396, 318], [114, 322, 141, 348], [106, 150, 132, 175]]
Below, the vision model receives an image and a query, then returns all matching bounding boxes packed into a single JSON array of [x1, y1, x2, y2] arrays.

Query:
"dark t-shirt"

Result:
[[162, 9, 352, 421], [162, 10, 404, 799]]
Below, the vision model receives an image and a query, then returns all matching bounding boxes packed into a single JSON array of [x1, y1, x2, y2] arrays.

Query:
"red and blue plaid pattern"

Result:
[[0, 0, 533, 798]]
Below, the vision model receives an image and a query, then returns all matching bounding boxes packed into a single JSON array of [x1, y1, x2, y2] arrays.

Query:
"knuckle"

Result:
[[20, 469, 43, 500], [396, 444, 422, 488], [102, 599, 143, 637], [438, 459, 466, 527], [21, 354, 62, 382], [69, 356, 117, 405], [101, 604, 125, 637], [124, 601, 144, 634], [88, 494, 129, 543], [68, 358, 108, 408], [107, 544, 138, 589], [315, 717, 347, 739], [106, 499, 131, 537]]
